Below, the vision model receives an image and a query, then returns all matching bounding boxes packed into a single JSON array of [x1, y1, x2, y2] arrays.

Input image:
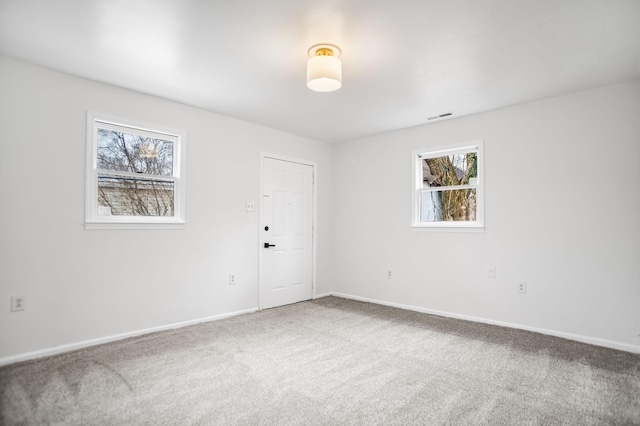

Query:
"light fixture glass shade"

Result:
[[307, 54, 342, 92]]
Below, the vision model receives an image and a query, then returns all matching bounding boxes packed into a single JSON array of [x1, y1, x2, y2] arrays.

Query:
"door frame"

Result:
[[258, 152, 317, 310]]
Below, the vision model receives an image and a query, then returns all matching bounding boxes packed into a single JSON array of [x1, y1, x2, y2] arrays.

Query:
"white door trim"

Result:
[[259, 152, 317, 310]]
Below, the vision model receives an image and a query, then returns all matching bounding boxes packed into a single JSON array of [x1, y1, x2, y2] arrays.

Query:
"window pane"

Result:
[[97, 175, 174, 217], [422, 152, 477, 188], [97, 129, 174, 176], [420, 188, 476, 222]]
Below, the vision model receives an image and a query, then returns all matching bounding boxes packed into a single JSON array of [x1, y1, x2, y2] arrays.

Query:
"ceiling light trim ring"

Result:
[[307, 44, 341, 58]]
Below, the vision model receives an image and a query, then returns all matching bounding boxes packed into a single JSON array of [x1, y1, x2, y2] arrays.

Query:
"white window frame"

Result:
[[411, 140, 484, 230], [85, 112, 186, 229]]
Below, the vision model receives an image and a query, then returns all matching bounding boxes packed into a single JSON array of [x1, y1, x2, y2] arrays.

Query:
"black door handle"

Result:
[[264, 243, 276, 248]]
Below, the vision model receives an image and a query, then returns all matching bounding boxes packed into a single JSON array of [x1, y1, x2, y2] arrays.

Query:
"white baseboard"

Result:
[[314, 292, 333, 299], [330, 292, 640, 354], [0, 307, 259, 367], [3, 294, 637, 366]]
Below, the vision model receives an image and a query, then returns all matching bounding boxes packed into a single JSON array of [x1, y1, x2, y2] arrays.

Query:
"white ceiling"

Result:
[[1, 0, 639, 143]]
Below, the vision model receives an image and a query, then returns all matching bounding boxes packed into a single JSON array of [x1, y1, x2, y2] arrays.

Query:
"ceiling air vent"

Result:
[[427, 112, 453, 120]]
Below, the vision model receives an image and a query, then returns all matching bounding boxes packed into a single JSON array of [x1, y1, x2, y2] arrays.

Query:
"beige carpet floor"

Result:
[[1, 296, 639, 425]]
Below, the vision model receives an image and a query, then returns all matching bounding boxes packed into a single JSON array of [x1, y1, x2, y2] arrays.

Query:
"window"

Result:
[[412, 141, 483, 229], [85, 113, 186, 229]]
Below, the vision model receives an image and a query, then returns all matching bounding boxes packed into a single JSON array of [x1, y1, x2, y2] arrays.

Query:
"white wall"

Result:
[[333, 80, 640, 352], [1, 53, 638, 362], [0, 55, 333, 360]]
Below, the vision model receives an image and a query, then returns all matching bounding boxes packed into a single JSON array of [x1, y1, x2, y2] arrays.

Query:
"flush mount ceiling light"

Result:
[[307, 44, 342, 92]]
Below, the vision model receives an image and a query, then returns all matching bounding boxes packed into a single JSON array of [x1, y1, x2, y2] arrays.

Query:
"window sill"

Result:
[[411, 224, 484, 233], [85, 222, 186, 230]]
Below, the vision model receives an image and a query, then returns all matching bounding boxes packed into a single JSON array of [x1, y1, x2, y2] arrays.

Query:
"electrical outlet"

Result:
[[246, 201, 255, 212], [387, 270, 392, 279], [487, 265, 497, 278], [11, 296, 25, 312], [517, 282, 527, 294], [229, 274, 236, 285]]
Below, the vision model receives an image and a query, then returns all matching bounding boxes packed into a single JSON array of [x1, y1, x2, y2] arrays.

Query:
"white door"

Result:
[[260, 157, 314, 309]]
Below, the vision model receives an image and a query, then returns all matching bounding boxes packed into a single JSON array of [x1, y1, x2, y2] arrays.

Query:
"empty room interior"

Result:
[[1, 0, 639, 424]]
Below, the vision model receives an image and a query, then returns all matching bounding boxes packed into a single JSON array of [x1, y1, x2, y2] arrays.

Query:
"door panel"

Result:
[[261, 157, 314, 309]]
